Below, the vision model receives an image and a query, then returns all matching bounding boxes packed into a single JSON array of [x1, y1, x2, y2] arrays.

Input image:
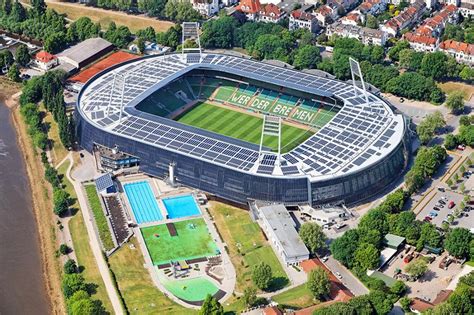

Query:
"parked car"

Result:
[[442, 196, 448, 201], [429, 211, 438, 217], [404, 254, 414, 263], [433, 207, 441, 211], [335, 272, 342, 279], [439, 200, 446, 205], [321, 256, 328, 263], [457, 144, 466, 151], [448, 201, 455, 209], [424, 216, 432, 221]]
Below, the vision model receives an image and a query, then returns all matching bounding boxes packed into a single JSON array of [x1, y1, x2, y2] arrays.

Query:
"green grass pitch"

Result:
[[176, 102, 313, 153], [141, 218, 219, 265]]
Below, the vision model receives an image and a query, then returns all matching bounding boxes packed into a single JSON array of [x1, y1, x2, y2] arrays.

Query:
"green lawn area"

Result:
[[176, 102, 312, 153], [58, 160, 113, 313], [272, 283, 318, 309], [84, 184, 115, 251], [208, 202, 288, 295], [109, 237, 194, 314], [140, 218, 219, 265]]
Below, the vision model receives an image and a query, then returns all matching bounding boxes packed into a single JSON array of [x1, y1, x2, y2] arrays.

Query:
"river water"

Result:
[[0, 101, 51, 314]]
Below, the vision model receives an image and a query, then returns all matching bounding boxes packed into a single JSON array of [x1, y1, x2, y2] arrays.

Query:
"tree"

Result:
[[293, 45, 321, 69], [15, 44, 30, 67], [368, 290, 394, 315], [444, 228, 472, 258], [447, 287, 473, 314], [331, 229, 359, 268], [417, 111, 446, 144], [201, 16, 238, 49], [31, 0, 46, 16], [307, 267, 330, 299], [366, 14, 378, 29], [199, 294, 224, 315], [165, 0, 201, 23], [138, 0, 167, 17], [444, 134, 458, 150], [390, 280, 407, 296], [417, 222, 442, 250], [299, 222, 327, 253], [44, 32, 67, 54], [10, 0, 26, 22], [446, 91, 465, 114], [53, 188, 70, 216], [137, 37, 145, 54], [62, 274, 87, 298], [458, 125, 474, 146], [421, 52, 448, 80], [405, 258, 428, 278], [399, 297, 412, 312], [64, 259, 78, 274], [243, 286, 257, 307], [252, 262, 272, 290], [388, 40, 409, 61], [7, 63, 20, 82], [2, 0, 12, 14], [459, 115, 471, 126], [59, 243, 70, 255], [358, 208, 389, 236], [354, 243, 380, 271], [347, 295, 374, 314]]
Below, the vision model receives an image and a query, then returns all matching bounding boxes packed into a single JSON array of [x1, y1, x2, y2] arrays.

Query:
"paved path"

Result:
[[323, 256, 369, 296], [66, 153, 124, 314]]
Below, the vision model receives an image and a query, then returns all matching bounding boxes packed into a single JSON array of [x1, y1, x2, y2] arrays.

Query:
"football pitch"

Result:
[[176, 102, 314, 152], [141, 218, 219, 265]]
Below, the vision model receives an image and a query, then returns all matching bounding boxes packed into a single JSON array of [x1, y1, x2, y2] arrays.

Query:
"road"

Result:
[[66, 153, 124, 314], [323, 256, 369, 296]]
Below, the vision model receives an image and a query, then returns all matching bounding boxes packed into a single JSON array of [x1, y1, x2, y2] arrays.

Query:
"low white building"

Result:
[[191, 0, 219, 16], [258, 204, 309, 265], [33, 51, 58, 71], [289, 9, 320, 33], [327, 21, 388, 46]]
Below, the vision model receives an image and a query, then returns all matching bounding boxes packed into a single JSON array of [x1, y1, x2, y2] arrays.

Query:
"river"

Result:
[[0, 101, 51, 314]]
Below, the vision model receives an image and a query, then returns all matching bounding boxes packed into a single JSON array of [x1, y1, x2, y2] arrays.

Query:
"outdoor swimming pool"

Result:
[[159, 274, 219, 302], [163, 195, 201, 219], [123, 181, 162, 224]]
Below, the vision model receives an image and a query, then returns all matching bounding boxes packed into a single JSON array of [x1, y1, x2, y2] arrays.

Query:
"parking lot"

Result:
[[416, 190, 472, 230], [381, 247, 463, 302]]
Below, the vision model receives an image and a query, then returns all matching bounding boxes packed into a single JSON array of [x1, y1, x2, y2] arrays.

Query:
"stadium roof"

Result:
[[78, 53, 405, 181]]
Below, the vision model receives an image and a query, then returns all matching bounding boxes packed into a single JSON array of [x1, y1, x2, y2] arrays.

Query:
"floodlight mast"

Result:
[[349, 57, 369, 105], [181, 22, 202, 58], [259, 114, 282, 166]]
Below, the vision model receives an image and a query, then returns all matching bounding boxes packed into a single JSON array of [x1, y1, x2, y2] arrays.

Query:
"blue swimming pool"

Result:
[[162, 195, 201, 219], [123, 181, 163, 224]]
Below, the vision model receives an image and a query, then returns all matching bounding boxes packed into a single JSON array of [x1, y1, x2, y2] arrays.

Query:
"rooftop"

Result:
[[35, 50, 56, 63], [58, 38, 113, 64], [384, 233, 405, 248], [259, 204, 309, 258]]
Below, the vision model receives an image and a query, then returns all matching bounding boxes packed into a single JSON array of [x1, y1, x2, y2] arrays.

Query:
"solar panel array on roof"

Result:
[[95, 173, 114, 192], [79, 53, 402, 178]]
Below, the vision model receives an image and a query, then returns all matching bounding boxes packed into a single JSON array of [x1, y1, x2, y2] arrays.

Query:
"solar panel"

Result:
[[95, 173, 114, 192]]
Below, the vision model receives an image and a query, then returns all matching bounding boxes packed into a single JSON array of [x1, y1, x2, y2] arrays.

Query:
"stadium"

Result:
[[76, 52, 410, 207]]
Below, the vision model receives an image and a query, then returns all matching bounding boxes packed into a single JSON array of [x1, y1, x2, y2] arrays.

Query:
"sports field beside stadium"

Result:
[[141, 218, 219, 265], [176, 102, 314, 152]]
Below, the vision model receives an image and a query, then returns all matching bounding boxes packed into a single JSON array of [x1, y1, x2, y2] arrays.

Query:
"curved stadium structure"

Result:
[[76, 53, 409, 206]]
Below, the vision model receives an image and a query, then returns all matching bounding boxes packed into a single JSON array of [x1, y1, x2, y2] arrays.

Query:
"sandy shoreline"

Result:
[[1, 90, 66, 314]]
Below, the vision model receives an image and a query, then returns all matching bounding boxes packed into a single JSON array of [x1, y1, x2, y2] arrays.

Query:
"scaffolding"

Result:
[[181, 22, 202, 56]]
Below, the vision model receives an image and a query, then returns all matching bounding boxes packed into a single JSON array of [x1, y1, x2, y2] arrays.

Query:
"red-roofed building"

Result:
[[380, 0, 426, 37], [439, 39, 474, 65], [411, 4, 458, 39], [354, 0, 388, 16], [403, 32, 438, 52], [259, 3, 286, 23], [263, 306, 283, 315], [410, 298, 434, 314], [289, 10, 320, 33], [34, 51, 58, 71], [236, 0, 262, 20], [341, 12, 362, 26]]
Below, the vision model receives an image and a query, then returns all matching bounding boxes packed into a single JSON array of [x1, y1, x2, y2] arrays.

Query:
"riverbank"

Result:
[[0, 80, 66, 314]]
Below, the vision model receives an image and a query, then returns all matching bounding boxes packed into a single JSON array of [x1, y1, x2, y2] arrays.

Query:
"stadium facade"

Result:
[[76, 53, 410, 206]]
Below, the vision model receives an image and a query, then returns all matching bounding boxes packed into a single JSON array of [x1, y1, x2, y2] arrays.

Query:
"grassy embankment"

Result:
[[438, 81, 474, 101], [84, 183, 115, 251]]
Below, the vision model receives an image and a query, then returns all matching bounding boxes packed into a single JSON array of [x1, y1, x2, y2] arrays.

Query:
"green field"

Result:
[[141, 218, 219, 265], [176, 102, 313, 152]]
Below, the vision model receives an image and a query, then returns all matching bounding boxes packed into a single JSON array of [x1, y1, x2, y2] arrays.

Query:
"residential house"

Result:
[[327, 21, 388, 45], [328, 0, 360, 11], [289, 9, 320, 33], [439, 39, 474, 65], [33, 51, 58, 71], [459, 0, 474, 17], [380, 0, 427, 37], [314, 4, 338, 26], [259, 3, 286, 23], [341, 12, 362, 25], [236, 0, 261, 20], [191, 0, 219, 16], [403, 32, 438, 51], [355, 0, 388, 16]]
